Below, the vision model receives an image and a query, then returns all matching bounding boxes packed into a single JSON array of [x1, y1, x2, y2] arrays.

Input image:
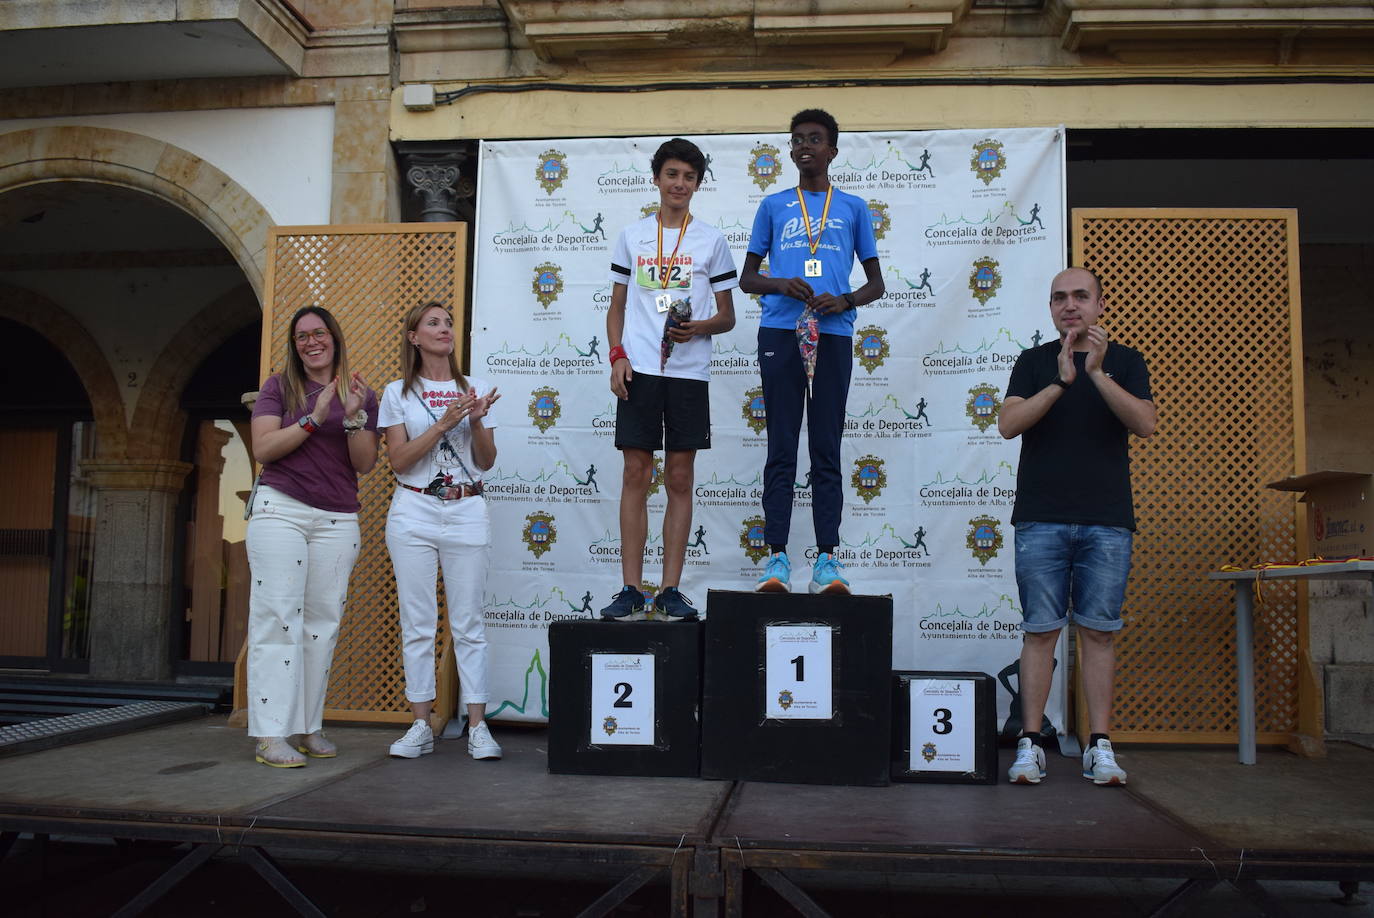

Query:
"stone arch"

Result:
[[0, 125, 273, 301], [0, 283, 128, 459], [130, 283, 262, 460]]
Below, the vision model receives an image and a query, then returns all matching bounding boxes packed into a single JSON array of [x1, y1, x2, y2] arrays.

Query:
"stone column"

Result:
[[83, 459, 192, 681], [396, 143, 475, 222]]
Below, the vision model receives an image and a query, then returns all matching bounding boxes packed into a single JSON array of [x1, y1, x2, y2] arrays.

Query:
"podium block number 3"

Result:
[[909, 679, 975, 771], [765, 625, 834, 720], [591, 654, 656, 745]]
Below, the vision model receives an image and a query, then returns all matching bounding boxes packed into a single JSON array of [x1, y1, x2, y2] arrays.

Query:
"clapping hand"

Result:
[[310, 377, 339, 426], [343, 371, 368, 416], [468, 387, 500, 422]]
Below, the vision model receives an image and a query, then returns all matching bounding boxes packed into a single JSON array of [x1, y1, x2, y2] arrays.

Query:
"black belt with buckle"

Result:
[[400, 480, 484, 501]]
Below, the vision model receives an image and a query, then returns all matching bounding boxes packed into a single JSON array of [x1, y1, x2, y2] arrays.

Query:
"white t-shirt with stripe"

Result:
[[609, 214, 738, 382]]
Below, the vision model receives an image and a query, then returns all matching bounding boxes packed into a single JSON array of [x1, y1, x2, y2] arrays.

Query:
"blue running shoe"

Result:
[[600, 585, 646, 621], [809, 552, 850, 594], [653, 587, 698, 620], [755, 551, 791, 593]]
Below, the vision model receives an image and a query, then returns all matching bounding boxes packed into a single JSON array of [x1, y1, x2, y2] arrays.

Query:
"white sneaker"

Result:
[[1082, 738, 1128, 786], [467, 720, 502, 760], [1007, 736, 1046, 784], [389, 719, 434, 759]]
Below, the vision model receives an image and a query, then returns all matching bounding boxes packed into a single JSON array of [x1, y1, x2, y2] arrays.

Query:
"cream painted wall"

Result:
[[0, 107, 335, 225], [392, 83, 1374, 141]]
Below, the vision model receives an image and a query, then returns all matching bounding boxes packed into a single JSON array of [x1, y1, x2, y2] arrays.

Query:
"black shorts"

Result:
[[615, 372, 711, 452]]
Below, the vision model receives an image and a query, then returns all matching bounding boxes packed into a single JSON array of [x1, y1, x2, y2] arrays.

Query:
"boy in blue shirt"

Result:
[[740, 110, 885, 594]]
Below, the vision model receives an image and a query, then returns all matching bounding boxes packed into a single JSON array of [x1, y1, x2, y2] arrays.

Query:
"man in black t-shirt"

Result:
[[999, 267, 1157, 787]]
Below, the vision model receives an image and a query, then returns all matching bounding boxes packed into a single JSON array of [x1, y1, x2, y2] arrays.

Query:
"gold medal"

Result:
[[656, 211, 691, 290], [795, 186, 833, 281]]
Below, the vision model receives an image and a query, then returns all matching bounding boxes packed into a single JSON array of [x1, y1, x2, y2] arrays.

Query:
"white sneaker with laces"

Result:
[[389, 719, 434, 759], [467, 720, 502, 760], [1007, 736, 1046, 784], [1082, 738, 1128, 785]]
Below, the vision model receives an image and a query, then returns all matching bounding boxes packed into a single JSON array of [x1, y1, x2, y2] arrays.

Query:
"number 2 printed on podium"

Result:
[[590, 653, 655, 745]]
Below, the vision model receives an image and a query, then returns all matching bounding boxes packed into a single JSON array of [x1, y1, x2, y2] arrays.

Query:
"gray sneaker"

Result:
[[1007, 736, 1046, 784], [1082, 738, 1127, 785]]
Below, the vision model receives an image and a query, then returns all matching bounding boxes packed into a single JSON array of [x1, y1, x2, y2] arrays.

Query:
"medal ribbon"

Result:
[[794, 186, 833, 256], [656, 212, 692, 289]]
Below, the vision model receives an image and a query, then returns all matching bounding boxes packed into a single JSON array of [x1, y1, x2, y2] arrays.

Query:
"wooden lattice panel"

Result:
[[234, 224, 469, 728], [1073, 209, 1304, 745]]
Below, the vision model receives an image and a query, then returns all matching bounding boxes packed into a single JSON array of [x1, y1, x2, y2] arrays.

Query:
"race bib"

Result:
[[635, 253, 693, 290]]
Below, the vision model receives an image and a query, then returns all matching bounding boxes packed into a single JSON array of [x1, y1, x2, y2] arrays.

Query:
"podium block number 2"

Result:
[[590, 653, 656, 745], [909, 678, 975, 771], [764, 624, 834, 720]]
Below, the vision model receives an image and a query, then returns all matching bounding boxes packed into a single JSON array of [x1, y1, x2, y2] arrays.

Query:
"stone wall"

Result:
[[1301, 243, 1374, 735]]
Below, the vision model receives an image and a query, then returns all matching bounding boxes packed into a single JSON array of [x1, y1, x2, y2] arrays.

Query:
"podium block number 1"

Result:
[[909, 678, 975, 771], [590, 653, 655, 745], [764, 624, 834, 720]]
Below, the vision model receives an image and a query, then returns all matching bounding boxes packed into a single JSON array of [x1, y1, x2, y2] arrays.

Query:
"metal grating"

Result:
[[1074, 209, 1304, 744], [0, 701, 206, 758], [232, 224, 469, 730]]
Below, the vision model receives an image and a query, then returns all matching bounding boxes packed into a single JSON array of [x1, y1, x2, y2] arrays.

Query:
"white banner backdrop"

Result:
[[471, 128, 1067, 738]]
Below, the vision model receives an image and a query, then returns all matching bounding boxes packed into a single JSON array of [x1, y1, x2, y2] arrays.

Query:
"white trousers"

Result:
[[385, 487, 491, 705], [245, 485, 360, 738]]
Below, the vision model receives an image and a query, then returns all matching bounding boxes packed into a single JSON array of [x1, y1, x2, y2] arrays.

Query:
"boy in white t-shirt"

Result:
[[601, 138, 738, 621]]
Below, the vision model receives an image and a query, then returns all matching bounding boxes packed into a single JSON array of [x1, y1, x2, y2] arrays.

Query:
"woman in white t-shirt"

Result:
[[379, 300, 503, 761]]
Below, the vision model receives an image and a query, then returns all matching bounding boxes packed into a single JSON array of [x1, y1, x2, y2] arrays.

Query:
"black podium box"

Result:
[[548, 620, 703, 777], [891, 670, 997, 784], [701, 590, 893, 786]]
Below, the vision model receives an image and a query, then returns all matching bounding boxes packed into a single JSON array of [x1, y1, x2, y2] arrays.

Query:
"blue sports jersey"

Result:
[[746, 187, 879, 335]]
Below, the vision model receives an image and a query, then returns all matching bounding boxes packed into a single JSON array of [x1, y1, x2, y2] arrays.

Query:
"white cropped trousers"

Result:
[[245, 485, 360, 738], [385, 487, 491, 705]]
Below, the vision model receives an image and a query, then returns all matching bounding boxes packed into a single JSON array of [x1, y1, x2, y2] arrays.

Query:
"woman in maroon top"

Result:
[[246, 306, 379, 767]]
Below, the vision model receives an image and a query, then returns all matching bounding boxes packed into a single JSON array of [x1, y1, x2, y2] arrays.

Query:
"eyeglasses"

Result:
[[789, 133, 829, 149], [294, 328, 332, 344]]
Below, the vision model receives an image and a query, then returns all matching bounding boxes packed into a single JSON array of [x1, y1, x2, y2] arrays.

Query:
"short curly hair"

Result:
[[790, 109, 840, 147]]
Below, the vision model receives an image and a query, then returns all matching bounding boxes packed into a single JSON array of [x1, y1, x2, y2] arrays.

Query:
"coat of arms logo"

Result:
[[532, 262, 564, 309], [528, 387, 560, 433], [968, 256, 1002, 305], [741, 516, 768, 563], [852, 455, 887, 504], [747, 143, 783, 191], [965, 383, 1002, 432], [523, 511, 557, 558], [969, 139, 1006, 186], [535, 149, 568, 195], [966, 515, 1004, 565], [854, 326, 889, 374]]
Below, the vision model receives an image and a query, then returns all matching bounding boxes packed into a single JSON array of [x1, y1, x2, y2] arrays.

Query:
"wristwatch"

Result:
[[298, 414, 319, 433], [843, 292, 857, 310], [1051, 377, 1071, 390]]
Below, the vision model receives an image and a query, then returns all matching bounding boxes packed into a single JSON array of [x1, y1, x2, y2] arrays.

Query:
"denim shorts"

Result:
[[1013, 521, 1133, 633]]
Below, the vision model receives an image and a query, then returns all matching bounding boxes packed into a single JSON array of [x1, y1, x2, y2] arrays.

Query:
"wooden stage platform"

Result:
[[1, 715, 1371, 916]]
